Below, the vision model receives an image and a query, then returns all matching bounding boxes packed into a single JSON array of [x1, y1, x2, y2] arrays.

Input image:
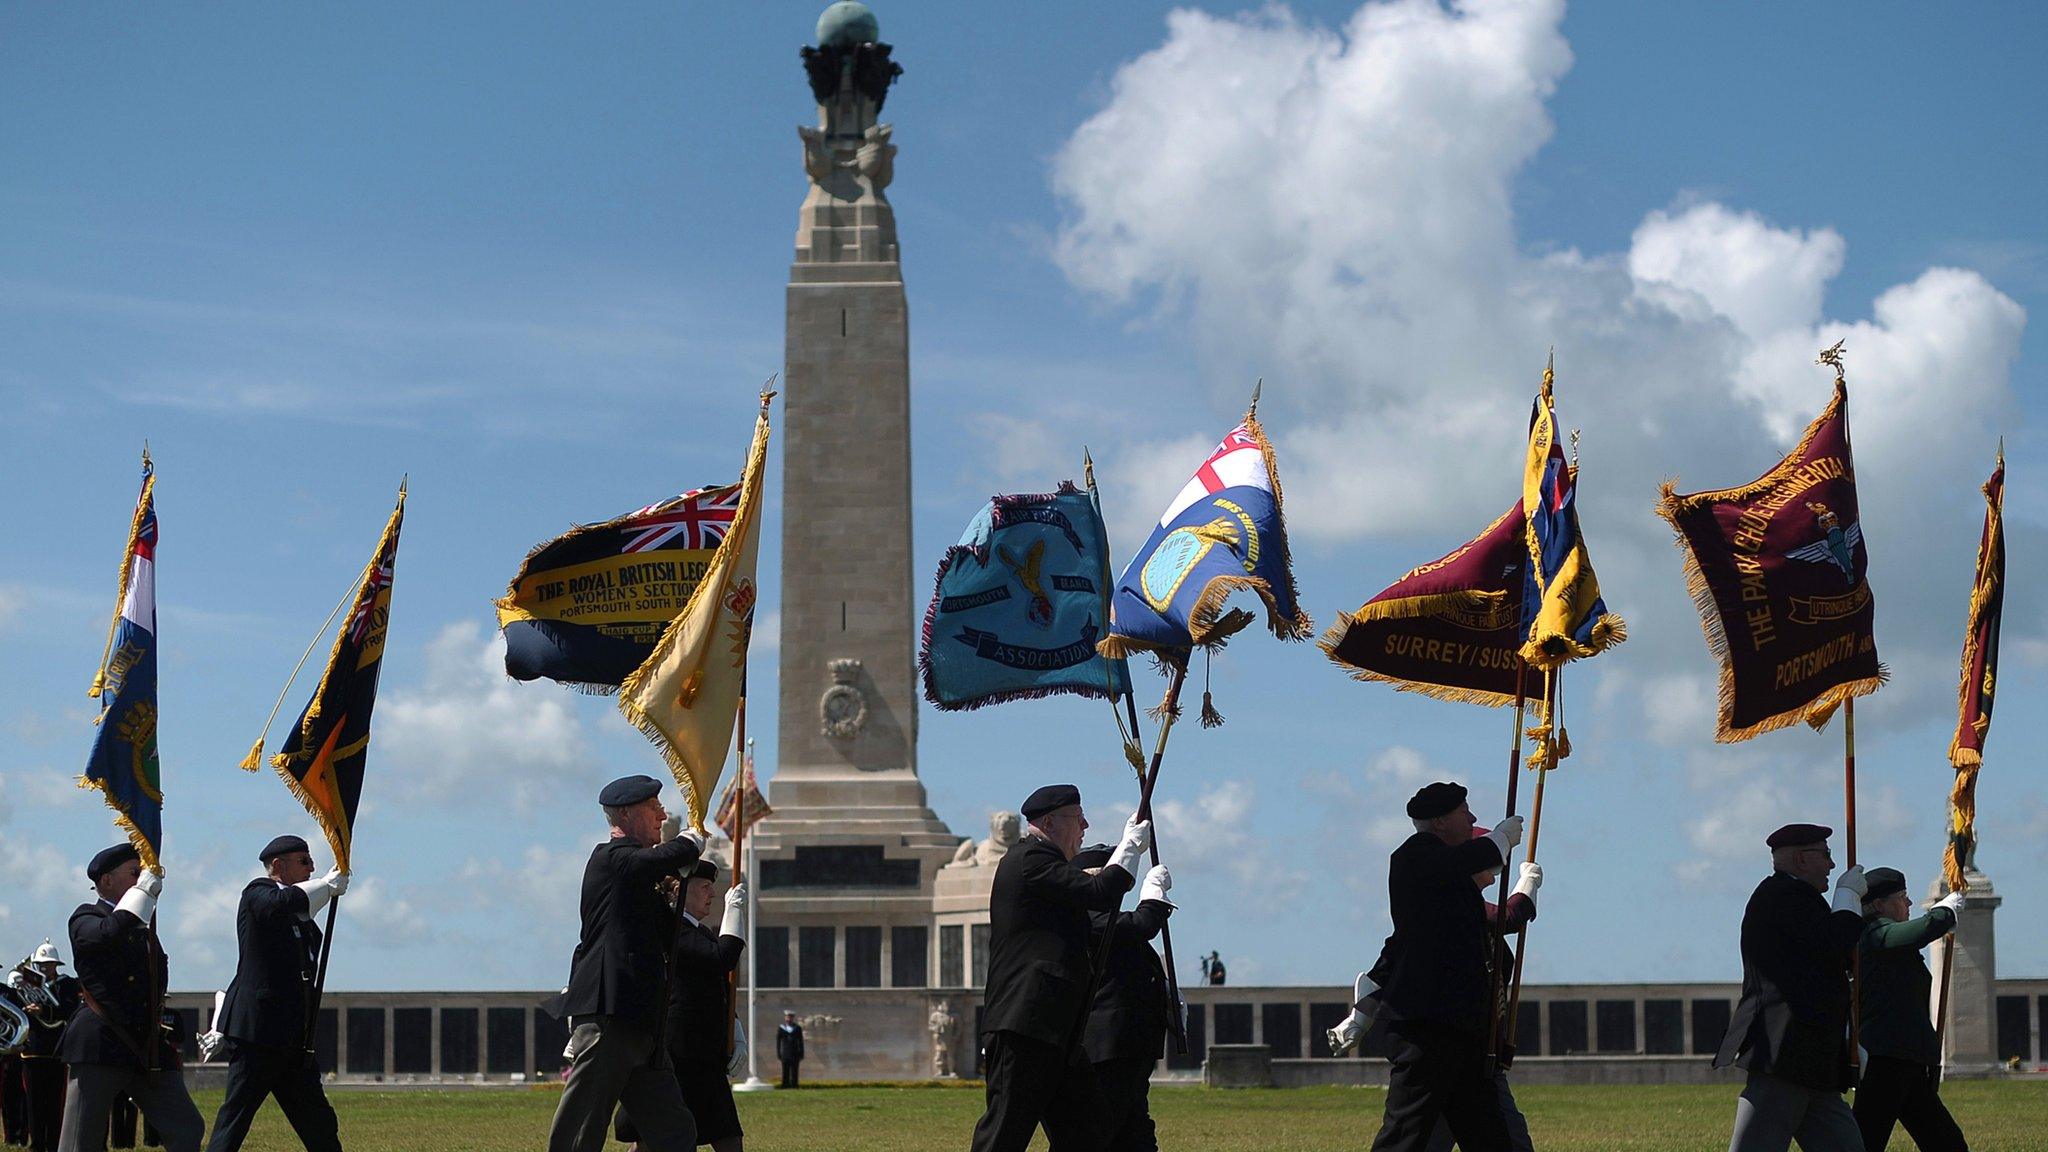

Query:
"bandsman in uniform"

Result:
[[1853, 866, 1968, 1152], [968, 783, 1151, 1152], [616, 860, 748, 1151], [1714, 823, 1866, 1152], [55, 844, 203, 1152], [15, 942, 80, 1152], [1073, 844, 1174, 1152], [203, 835, 350, 1152], [2, 981, 25, 1147], [774, 1014, 803, 1090], [1364, 781, 1522, 1152], [545, 776, 705, 1152]]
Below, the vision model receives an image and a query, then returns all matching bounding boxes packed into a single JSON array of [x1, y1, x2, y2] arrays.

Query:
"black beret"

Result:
[[1765, 822, 1832, 849], [1862, 867, 1906, 902], [259, 835, 311, 863], [600, 775, 663, 807], [683, 859, 720, 884], [87, 843, 139, 882], [1071, 844, 1114, 870], [1021, 784, 1081, 820], [1405, 781, 1467, 820]]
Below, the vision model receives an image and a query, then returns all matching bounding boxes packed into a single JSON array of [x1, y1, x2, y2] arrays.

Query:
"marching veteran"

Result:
[[1853, 867, 1968, 1152], [1714, 823, 1866, 1152], [1074, 843, 1175, 1152], [203, 835, 349, 1152], [56, 844, 203, 1152], [969, 784, 1151, 1152], [545, 776, 706, 1152], [1364, 781, 1522, 1152], [616, 859, 749, 1152]]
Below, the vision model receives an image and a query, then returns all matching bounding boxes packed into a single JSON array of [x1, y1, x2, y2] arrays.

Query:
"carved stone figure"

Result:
[[929, 1001, 957, 1078], [976, 811, 1021, 867]]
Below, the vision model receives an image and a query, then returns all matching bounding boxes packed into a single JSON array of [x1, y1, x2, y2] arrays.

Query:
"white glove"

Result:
[[720, 884, 747, 940], [1107, 816, 1152, 875], [1831, 865, 1867, 914], [1139, 865, 1173, 906], [677, 824, 708, 851], [1934, 890, 1966, 915], [1512, 861, 1543, 900], [296, 868, 347, 915], [197, 1030, 225, 1063], [1327, 972, 1380, 1055], [116, 876, 158, 921], [1484, 815, 1524, 858], [727, 1020, 748, 1078]]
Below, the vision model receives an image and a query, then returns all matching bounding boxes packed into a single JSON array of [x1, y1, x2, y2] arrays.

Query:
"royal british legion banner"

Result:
[[1656, 379, 1884, 742], [497, 483, 744, 692], [921, 484, 1132, 710], [1944, 452, 2005, 891]]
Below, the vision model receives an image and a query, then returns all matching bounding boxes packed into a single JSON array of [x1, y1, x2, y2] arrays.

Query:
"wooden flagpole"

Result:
[[726, 693, 747, 1064], [1844, 698, 1868, 1080], [1505, 666, 1557, 1036], [1486, 661, 1530, 1068]]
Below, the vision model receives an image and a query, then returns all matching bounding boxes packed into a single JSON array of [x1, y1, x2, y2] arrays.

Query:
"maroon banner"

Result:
[[1320, 502, 1526, 706], [1656, 380, 1884, 742], [1949, 458, 2005, 769]]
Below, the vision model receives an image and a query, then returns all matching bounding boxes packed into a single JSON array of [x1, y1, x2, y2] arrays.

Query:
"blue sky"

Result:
[[3, 1, 2043, 992]]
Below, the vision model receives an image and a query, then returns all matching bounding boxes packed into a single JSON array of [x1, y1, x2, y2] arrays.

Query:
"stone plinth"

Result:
[[1203, 1044, 1275, 1088]]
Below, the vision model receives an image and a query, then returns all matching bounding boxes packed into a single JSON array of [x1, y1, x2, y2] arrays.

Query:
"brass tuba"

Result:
[[0, 990, 28, 1057]]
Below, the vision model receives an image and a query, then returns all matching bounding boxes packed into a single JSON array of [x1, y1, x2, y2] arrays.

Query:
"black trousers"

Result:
[[3, 1055, 28, 1145], [22, 1059, 64, 1152], [1853, 1055, 1967, 1152], [779, 1059, 799, 1089], [1369, 1020, 1512, 1152], [969, 1032, 1109, 1152], [202, 1044, 341, 1152], [1092, 1057, 1158, 1152], [105, 1097, 133, 1149]]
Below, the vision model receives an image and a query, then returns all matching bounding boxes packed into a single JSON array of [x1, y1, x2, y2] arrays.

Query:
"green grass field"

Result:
[[192, 1079, 2048, 1150]]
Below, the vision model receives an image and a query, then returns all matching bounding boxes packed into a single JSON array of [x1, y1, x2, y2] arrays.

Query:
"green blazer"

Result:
[[1856, 906, 1956, 1065]]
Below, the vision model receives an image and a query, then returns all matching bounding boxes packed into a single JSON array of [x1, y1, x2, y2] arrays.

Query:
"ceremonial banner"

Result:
[[1320, 502, 1526, 706], [1656, 379, 1884, 742], [497, 483, 743, 692], [82, 458, 164, 872], [268, 488, 405, 873], [713, 744, 773, 844], [1099, 411, 1311, 657], [920, 484, 1132, 710], [619, 398, 771, 828], [1519, 369, 1625, 670], [1944, 453, 2005, 892]]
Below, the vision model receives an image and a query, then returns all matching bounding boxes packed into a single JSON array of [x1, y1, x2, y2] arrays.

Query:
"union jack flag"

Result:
[[1158, 424, 1268, 526], [624, 484, 742, 552], [348, 560, 393, 644]]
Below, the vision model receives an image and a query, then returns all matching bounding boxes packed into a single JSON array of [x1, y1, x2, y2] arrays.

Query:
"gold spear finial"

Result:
[[1248, 378, 1263, 417], [759, 374, 780, 409], [1996, 436, 2005, 470], [1817, 340, 1847, 383], [1543, 348, 1555, 398], [1083, 445, 1097, 492]]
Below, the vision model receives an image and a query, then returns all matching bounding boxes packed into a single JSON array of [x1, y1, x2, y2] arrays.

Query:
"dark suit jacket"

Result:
[[663, 920, 744, 1061], [776, 1023, 804, 1062], [1713, 871, 1863, 1091], [980, 836, 1134, 1047], [217, 879, 320, 1051], [58, 901, 171, 1068], [1081, 898, 1173, 1064], [20, 975, 80, 1060], [545, 834, 702, 1024], [1371, 831, 1504, 1031]]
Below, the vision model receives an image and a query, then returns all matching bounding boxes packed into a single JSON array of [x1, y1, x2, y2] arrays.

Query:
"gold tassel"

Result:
[[238, 739, 265, 772], [1199, 691, 1224, 729], [1554, 727, 1571, 761], [1123, 741, 1146, 776]]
